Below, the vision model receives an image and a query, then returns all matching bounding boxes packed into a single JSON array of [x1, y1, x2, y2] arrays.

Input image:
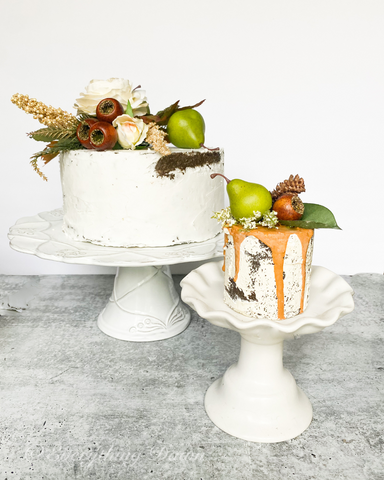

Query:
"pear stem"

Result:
[[200, 143, 220, 151], [210, 173, 231, 184]]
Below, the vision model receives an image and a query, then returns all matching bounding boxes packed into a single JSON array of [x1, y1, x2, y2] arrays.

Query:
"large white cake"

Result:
[[60, 148, 224, 247], [223, 224, 314, 320]]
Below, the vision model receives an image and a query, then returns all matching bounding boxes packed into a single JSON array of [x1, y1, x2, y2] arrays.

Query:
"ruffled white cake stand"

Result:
[[181, 260, 354, 443], [8, 209, 223, 342]]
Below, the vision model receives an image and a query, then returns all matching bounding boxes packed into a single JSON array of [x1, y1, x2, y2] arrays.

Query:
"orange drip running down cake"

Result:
[[223, 224, 314, 320]]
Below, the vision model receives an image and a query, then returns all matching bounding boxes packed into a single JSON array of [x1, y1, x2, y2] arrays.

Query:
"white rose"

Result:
[[74, 78, 149, 116], [112, 115, 148, 149]]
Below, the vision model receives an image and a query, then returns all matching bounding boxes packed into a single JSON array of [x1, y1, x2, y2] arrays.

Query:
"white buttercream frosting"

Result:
[[60, 148, 224, 247]]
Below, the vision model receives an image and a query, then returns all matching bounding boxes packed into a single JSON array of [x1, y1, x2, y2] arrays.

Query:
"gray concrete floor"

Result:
[[0, 272, 383, 480]]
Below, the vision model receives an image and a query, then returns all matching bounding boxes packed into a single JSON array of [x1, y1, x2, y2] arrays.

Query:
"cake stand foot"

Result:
[[205, 336, 312, 443], [97, 266, 191, 342]]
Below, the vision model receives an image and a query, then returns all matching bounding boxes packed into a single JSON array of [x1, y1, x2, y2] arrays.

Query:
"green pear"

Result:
[[211, 174, 272, 219], [167, 109, 205, 149]]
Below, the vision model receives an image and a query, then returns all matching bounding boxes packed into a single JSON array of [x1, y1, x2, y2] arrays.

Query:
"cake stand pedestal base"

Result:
[[205, 337, 312, 443], [181, 261, 354, 443], [98, 265, 190, 342]]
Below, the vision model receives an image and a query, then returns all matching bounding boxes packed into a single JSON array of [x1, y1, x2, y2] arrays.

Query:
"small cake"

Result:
[[60, 148, 224, 247], [211, 173, 339, 320], [223, 224, 314, 320]]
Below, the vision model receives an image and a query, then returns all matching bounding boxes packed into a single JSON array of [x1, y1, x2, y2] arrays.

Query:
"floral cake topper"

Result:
[[11, 78, 206, 180], [211, 174, 340, 230]]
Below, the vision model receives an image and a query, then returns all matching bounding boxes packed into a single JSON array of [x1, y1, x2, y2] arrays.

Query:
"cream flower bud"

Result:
[[112, 115, 148, 150]]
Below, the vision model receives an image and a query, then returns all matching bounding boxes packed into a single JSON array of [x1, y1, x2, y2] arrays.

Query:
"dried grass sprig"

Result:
[[11, 93, 78, 128], [29, 137, 83, 181], [30, 157, 48, 181], [146, 123, 171, 156]]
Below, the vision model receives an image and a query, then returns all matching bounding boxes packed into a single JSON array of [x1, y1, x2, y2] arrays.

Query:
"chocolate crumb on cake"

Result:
[[246, 243, 272, 274], [225, 278, 258, 303], [155, 151, 221, 179]]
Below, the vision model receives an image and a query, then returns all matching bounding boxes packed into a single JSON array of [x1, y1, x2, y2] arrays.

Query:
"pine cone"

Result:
[[270, 174, 306, 202]]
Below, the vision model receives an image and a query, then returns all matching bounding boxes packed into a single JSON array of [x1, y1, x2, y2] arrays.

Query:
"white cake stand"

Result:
[[181, 261, 354, 443], [8, 209, 223, 342]]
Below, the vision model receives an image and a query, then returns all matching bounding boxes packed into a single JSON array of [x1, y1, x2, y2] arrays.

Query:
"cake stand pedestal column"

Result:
[[8, 209, 223, 342], [205, 337, 312, 443], [97, 265, 190, 342], [181, 261, 354, 443]]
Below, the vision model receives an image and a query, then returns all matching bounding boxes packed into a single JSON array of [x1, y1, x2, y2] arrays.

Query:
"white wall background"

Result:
[[1, 0, 383, 276]]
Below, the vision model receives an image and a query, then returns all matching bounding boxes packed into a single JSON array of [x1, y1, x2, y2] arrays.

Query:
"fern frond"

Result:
[[28, 125, 77, 142], [77, 113, 93, 121], [28, 114, 95, 142]]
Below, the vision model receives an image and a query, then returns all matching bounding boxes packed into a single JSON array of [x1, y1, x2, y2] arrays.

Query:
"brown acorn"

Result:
[[273, 194, 304, 221], [96, 98, 124, 123], [76, 118, 98, 149], [89, 121, 118, 150]]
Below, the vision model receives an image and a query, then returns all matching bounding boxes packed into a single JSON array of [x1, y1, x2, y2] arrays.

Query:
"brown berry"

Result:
[[96, 98, 124, 123], [89, 121, 118, 150], [273, 194, 304, 221], [76, 118, 98, 149]]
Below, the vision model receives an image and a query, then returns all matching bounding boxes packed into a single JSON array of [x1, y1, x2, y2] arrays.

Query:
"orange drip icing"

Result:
[[227, 224, 314, 320]]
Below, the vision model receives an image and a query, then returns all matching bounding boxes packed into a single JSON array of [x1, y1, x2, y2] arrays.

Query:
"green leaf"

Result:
[[139, 99, 206, 126], [279, 203, 341, 229], [125, 100, 134, 117], [112, 142, 124, 150], [153, 100, 180, 125], [177, 99, 205, 112]]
